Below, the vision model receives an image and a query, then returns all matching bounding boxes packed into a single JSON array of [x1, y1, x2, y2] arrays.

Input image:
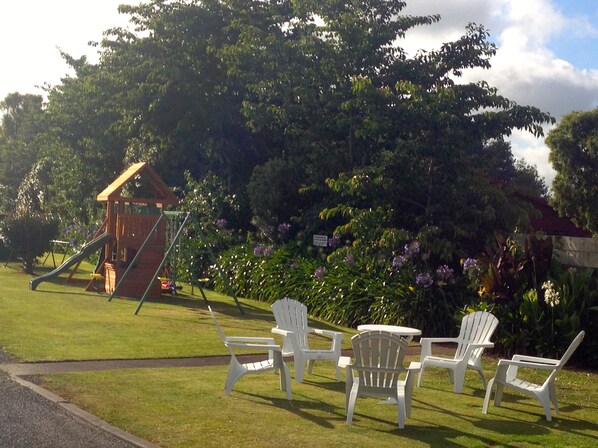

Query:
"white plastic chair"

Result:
[[271, 297, 344, 382], [482, 330, 585, 421], [208, 306, 292, 400], [418, 311, 499, 393], [344, 331, 420, 429]]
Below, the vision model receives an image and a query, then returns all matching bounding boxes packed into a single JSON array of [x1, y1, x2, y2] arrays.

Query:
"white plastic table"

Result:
[[357, 324, 422, 342]]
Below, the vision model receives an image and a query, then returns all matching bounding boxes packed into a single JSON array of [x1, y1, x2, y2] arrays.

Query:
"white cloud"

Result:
[[0, 1, 131, 100], [510, 128, 557, 186], [401, 0, 598, 187]]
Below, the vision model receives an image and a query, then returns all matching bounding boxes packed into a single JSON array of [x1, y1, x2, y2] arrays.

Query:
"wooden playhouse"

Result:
[[97, 162, 179, 298]]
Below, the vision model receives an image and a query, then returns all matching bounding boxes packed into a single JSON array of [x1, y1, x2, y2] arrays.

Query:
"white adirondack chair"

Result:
[[208, 306, 292, 400], [344, 331, 420, 429], [271, 297, 344, 382], [483, 330, 585, 421], [418, 311, 499, 393]]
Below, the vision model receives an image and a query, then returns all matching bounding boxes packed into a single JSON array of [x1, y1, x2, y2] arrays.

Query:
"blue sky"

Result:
[[549, 2, 598, 68], [1, 0, 597, 187]]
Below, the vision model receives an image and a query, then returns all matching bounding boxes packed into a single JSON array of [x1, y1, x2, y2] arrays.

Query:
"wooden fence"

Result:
[[552, 236, 598, 269]]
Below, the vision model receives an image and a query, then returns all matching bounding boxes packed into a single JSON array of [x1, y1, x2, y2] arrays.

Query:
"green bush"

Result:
[[2, 212, 59, 273], [471, 233, 598, 368]]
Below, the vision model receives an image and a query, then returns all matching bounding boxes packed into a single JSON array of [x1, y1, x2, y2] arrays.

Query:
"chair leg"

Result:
[[549, 382, 560, 415], [475, 366, 487, 389], [294, 356, 305, 382], [494, 383, 504, 406], [396, 393, 406, 429], [403, 371, 417, 418], [346, 384, 359, 425], [225, 358, 246, 396], [482, 378, 495, 414], [448, 368, 455, 385], [452, 366, 466, 393], [280, 362, 292, 401], [538, 394, 553, 422], [417, 363, 425, 387], [345, 369, 353, 412]]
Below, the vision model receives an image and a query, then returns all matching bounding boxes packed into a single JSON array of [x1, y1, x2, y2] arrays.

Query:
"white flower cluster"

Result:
[[542, 280, 560, 308]]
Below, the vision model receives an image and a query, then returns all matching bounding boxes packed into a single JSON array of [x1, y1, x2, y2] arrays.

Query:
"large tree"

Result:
[[8, 0, 552, 246], [0, 93, 46, 196], [547, 108, 598, 235]]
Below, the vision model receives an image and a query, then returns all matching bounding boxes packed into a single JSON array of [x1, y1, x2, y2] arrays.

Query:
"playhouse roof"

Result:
[[97, 162, 179, 205]]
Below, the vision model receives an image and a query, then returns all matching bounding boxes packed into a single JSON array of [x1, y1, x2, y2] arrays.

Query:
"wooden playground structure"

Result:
[[30, 161, 243, 315], [95, 162, 179, 299]]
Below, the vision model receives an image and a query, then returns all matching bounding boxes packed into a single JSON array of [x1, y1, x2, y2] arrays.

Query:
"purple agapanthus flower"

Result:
[[328, 236, 341, 248], [416, 272, 433, 288], [436, 265, 454, 286], [278, 223, 291, 235], [404, 241, 420, 258], [392, 255, 407, 269], [215, 218, 227, 228], [314, 267, 327, 279], [254, 245, 274, 257], [463, 258, 479, 272]]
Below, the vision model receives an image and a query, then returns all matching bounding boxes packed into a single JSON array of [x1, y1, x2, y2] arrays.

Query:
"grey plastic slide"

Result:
[[29, 233, 113, 290]]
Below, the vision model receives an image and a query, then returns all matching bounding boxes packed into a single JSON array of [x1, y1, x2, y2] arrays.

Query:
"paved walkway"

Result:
[[0, 345, 434, 447]]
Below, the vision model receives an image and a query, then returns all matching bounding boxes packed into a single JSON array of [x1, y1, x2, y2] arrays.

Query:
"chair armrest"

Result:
[[511, 354, 559, 365], [420, 337, 458, 360], [312, 328, 344, 352], [338, 356, 353, 368], [497, 358, 559, 370], [226, 342, 282, 351], [311, 328, 344, 339], [271, 327, 293, 337], [467, 342, 494, 348], [226, 336, 277, 344], [420, 337, 459, 344], [407, 361, 421, 372]]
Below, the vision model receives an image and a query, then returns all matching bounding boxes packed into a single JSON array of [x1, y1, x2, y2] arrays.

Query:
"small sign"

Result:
[[313, 234, 328, 247]]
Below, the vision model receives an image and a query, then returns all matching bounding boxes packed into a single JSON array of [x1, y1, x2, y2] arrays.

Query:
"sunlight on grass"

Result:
[[42, 364, 598, 448], [0, 261, 349, 361]]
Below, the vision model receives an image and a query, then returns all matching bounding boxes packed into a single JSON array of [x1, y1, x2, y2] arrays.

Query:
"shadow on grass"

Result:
[[478, 397, 598, 441], [235, 390, 345, 429]]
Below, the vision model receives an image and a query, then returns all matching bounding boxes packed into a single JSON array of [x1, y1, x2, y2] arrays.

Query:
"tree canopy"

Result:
[[547, 108, 598, 235], [0, 0, 552, 258]]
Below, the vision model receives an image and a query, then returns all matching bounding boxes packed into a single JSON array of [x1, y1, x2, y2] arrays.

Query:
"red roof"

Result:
[[524, 196, 590, 237]]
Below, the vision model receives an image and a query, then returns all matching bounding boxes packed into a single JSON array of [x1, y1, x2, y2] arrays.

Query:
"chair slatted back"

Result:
[[455, 311, 499, 361], [352, 331, 408, 391], [557, 330, 585, 368], [272, 298, 310, 349], [207, 306, 237, 358]]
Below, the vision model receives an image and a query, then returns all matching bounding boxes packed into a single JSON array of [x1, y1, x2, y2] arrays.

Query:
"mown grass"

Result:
[[0, 261, 347, 361], [42, 364, 598, 448], [1, 259, 597, 447]]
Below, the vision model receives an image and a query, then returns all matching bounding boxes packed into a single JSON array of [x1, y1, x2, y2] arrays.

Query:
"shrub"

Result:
[[212, 240, 473, 334], [2, 212, 59, 273], [471, 233, 598, 368]]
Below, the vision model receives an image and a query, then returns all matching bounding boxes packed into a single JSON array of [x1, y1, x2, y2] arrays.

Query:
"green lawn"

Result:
[[1, 260, 597, 447]]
